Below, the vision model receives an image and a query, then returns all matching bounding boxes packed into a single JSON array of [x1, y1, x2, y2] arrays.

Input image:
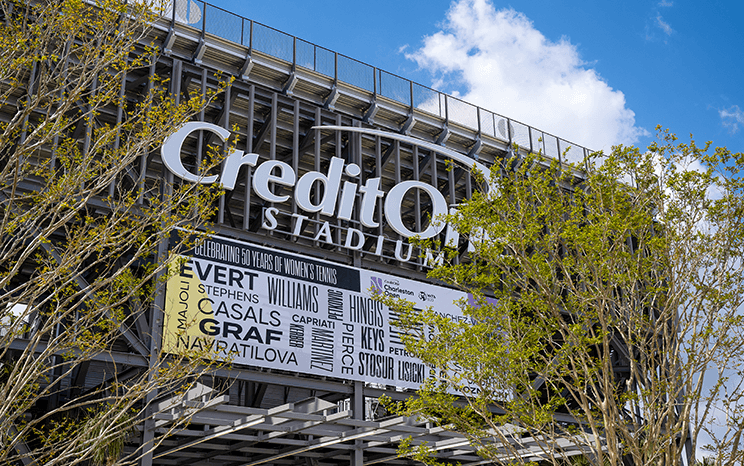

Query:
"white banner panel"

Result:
[[163, 235, 469, 390]]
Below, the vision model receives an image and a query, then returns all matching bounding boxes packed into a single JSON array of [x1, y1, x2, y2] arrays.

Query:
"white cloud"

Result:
[[406, 0, 646, 153], [720, 105, 744, 134], [656, 15, 674, 35], [658, 0, 673, 6]]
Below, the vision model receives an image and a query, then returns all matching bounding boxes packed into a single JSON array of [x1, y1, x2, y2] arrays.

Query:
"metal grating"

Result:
[[412, 83, 442, 118], [562, 142, 585, 166], [446, 96, 479, 130], [252, 22, 294, 63], [203, 3, 242, 45], [379, 70, 410, 106], [337, 54, 374, 93]]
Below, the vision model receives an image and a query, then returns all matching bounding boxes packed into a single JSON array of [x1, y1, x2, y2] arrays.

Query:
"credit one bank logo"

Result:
[[161, 123, 491, 261]]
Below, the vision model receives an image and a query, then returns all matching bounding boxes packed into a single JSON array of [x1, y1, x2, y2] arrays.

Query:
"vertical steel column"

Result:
[[82, 38, 101, 160], [269, 92, 277, 160], [413, 145, 422, 270], [19, 61, 37, 144], [351, 381, 364, 466], [267, 91, 278, 237], [50, 40, 71, 169], [374, 136, 383, 255], [139, 232, 169, 466], [218, 82, 232, 225], [243, 85, 254, 230], [413, 146, 421, 243], [352, 119, 362, 267], [140, 158, 174, 466], [430, 149, 438, 197], [334, 113, 342, 249], [139, 57, 183, 465], [292, 99, 300, 220], [109, 67, 127, 198], [313, 107, 322, 242], [465, 170, 472, 200], [393, 141, 403, 261], [447, 157, 456, 207], [394, 141, 401, 185], [138, 62, 156, 204]]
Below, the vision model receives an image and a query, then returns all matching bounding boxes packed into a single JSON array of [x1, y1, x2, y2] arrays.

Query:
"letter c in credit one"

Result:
[[161, 122, 258, 190]]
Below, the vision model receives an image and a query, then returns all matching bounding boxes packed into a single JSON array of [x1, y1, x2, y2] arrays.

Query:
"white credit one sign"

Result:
[[163, 235, 469, 389], [161, 123, 491, 259]]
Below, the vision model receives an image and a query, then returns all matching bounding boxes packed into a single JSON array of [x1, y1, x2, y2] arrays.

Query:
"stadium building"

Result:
[[2, 1, 624, 465]]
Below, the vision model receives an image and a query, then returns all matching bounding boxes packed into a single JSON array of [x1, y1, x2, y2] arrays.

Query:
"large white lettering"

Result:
[[384, 181, 448, 239], [162, 122, 257, 189], [161, 123, 489, 246]]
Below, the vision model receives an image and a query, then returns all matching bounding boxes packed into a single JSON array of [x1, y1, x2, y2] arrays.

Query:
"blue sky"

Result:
[[208, 0, 744, 154]]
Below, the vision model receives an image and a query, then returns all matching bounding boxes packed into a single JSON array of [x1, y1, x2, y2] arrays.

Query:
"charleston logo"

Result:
[[370, 276, 384, 294]]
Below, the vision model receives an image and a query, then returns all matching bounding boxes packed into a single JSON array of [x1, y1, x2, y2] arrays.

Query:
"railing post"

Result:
[[477, 107, 482, 136], [373, 67, 377, 96], [201, 1, 206, 36], [410, 80, 414, 111], [507, 117, 512, 149]]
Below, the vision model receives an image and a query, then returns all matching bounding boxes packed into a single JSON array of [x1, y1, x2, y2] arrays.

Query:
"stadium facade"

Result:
[[4, 1, 611, 465]]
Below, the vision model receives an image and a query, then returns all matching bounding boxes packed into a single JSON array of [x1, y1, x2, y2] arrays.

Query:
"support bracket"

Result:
[[400, 113, 416, 136], [163, 27, 176, 55], [468, 137, 483, 159], [282, 72, 298, 97], [436, 124, 450, 146], [193, 37, 207, 64], [363, 99, 378, 125], [240, 53, 254, 80], [324, 85, 339, 111]]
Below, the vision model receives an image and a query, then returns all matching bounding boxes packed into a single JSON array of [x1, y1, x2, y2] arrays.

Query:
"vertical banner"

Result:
[[163, 235, 469, 390]]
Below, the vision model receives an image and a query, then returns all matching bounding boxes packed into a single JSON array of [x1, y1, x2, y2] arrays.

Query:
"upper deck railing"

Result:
[[166, 0, 594, 164]]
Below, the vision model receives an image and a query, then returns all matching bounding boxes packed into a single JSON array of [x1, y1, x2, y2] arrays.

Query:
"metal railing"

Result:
[[167, 0, 594, 164]]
